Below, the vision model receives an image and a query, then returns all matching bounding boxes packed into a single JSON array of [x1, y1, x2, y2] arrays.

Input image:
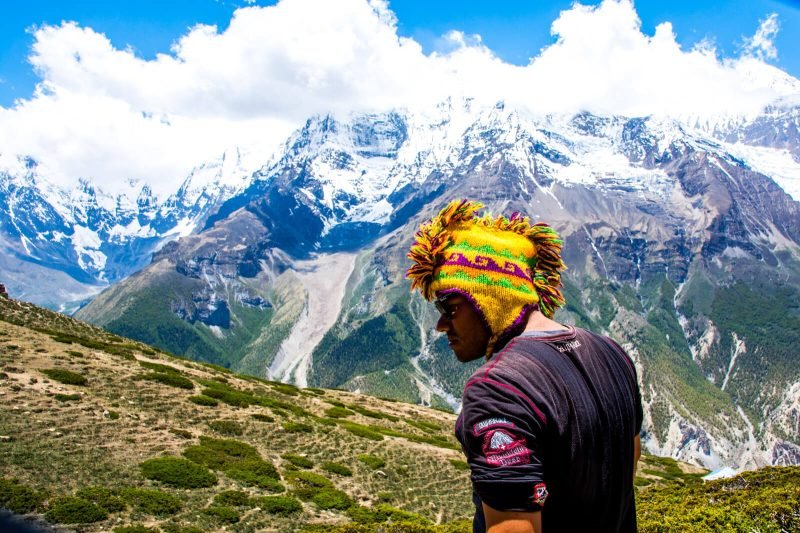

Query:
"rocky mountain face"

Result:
[[0, 149, 259, 312], [7, 98, 800, 472]]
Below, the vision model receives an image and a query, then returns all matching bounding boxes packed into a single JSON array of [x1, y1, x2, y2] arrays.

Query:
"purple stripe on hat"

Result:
[[442, 253, 533, 282]]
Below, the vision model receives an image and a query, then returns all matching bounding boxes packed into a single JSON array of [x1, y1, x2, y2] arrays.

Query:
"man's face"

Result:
[[435, 293, 490, 363]]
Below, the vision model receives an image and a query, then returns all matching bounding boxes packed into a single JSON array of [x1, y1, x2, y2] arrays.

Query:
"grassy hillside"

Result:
[[1, 296, 798, 532]]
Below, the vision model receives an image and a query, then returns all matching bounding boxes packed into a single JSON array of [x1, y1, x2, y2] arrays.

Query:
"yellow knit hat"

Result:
[[407, 199, 566, 355]]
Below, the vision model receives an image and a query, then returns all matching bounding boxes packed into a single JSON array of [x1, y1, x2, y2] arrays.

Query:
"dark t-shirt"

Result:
[[455, 326, 643, 532]]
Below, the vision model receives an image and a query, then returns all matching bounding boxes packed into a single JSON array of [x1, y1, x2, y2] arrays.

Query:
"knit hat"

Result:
[[406, 199, 566, 355]]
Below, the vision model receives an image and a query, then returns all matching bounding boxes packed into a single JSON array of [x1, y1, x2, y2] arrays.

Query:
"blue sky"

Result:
[[2, 0, 799, 107]]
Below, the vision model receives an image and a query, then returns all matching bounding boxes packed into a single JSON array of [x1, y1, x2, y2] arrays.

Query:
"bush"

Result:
[[0, 478, 43, 514], [75, 486, 126, 512], [208, 420, 243, 436], [251, 413, 275, 422], [286, 470, 333, 500], [312, 489, 352, 510], [202, 505, 240, 524], [270, 382, 300, 396], [256, 495, 303, 515], [348, 405, 399, 422], [213, 490, 251, 507], [138, 361, 182, 374], [282, 422, 313, 433], [138, 372, 194, 390], [40, 368, 87, 386], [324, 406, 353, 418], [188, 395, 218, 407], [357, 454, 385, 469], [347, 505, 390, 524], [337, 421, 383, 441], [183, 437, 281, 490], [282, 454, 314, 469], [140, 457, 217, 488], [376, 491, 393, 502], [54, 393, 82, 402], [321, 462, 352, 477], [226, 461, 283, 490], [114, 526, 159, 533], [119, 488, 183, 516], [449, 459, 469, 471], [45, 496, 108, 524], [170, 428, 193, 439]]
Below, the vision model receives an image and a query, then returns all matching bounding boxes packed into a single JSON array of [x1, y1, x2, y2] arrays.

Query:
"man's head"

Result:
[[407, 199, 566, 357]]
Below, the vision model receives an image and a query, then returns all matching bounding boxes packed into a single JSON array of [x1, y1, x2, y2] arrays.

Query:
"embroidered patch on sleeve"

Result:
[[481, 428, 531, 467], [472, 417, 515, 436], [531, 483, 548, 506]]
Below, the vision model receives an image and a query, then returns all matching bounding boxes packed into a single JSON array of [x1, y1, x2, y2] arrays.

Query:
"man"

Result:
[[407, 200, 642, 533]]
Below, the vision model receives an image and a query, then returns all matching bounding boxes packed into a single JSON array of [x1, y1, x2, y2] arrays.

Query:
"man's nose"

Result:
[[435, 314, 450, 332]]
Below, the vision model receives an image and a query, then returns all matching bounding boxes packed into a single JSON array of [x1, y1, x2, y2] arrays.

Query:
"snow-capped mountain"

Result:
[[0, 147, 262, 312], [4, 97, 800, 472]]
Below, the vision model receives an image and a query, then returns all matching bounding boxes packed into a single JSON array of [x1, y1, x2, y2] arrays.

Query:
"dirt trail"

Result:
[[267, 252, 356, 387]]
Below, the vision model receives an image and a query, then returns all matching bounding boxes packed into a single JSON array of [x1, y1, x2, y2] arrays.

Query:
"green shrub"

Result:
[[348, 405, 399, 422], [282, 454, 314, 469], [201, 505, 239, 524], [188, 395, 218, 406], [208, 420, 243, 436], [406, 419, 442, 433], [286, 470, 333, 500], [45, 496, 108, 524], [75, 486, 126, 513], [201, 386, 254, 407], [138, 361, 182, 374], [282, 422, 312, 433], [138, 372, 194, 390], [311, 489, 352, 510], [161, 525, 204, 533], [0, 478, 44, 514], [113, 526, 159, 533], [40, 368, 87, 386], [65, 350, 85, 357], [270, 383, 300, 396], [119, 488, 183, 516], [347, 505, 390, 524], [54, 393, 82, 402], [321, 462, 352, 477], [213, 490, 251, 507], [376, 491, 393, 502], [255, 495, 302, 515], [251, 413, 274, 422], [140, 457, 217, 488], [107, 410, 120, 420], [183, 437, 281, 490], [374, 504, 433, 525], [337, 421, 383, 441], [357, 454, 385, 469], [304, 387, 326, 395], [324, 406, 353, 418], [449, 459, 469, 471], [169, 428, 193, 439], [226, 461, 283, 490]]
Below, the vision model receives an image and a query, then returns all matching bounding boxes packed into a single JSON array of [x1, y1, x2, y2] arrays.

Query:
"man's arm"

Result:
[[634, 433, 641, 480], [483, 503, 542, 533]]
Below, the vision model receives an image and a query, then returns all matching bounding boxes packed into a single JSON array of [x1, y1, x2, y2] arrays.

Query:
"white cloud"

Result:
[[0, 0, 797, 198], [743, 13, 779, 61]]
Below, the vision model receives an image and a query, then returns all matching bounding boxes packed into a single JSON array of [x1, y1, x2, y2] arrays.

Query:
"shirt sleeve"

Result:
[[459, 376, 549, 513]]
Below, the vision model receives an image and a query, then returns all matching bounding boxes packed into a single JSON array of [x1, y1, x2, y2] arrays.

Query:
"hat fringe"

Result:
[[407, 200, 567, 317], [407, 199, 484, 300]]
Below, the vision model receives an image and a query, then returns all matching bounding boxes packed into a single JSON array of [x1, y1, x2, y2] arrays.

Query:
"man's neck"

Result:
[[523, 310, 569, 333]]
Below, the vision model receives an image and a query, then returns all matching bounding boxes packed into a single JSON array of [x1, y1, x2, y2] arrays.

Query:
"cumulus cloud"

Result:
[[743, 13, 779, 61], [0, 0, 797, 198]]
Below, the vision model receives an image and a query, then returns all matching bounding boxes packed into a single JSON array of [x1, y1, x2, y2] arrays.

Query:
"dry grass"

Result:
[[0, 297, 472, 531]]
